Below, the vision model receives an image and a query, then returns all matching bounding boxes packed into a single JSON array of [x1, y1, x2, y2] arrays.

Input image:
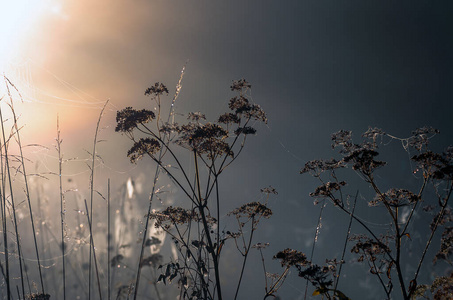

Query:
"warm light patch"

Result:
[[0, 0, 50, 72]]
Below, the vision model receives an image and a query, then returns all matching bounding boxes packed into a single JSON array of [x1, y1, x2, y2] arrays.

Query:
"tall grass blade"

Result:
[[84, 199, 103, 300], [1, 79, 25, 299], [304, 199, 326, 300], [0, 118, 11, 299], [56, 115, 66, 300], [87, 100, 109, 300], [108, 178, 111, 300], [4, 76, 46, 295]]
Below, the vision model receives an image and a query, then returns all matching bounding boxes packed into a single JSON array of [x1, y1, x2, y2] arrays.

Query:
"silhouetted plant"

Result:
[[116, 78, 272, 299], [288, 127, 453, 299]]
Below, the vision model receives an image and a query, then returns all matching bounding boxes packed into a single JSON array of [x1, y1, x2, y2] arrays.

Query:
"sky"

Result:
[[1, 0, 453, 299]]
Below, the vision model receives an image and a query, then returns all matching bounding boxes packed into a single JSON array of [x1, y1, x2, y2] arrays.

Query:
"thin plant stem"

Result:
[[194, 151, 222, 299], [259, 248, 268, 293], [334, 191, 358, 292], [0, 91, 26, 299], [233, 216, 255, 300], [56, 115, 66, 300], [304, 199, 326, 300], [263, 267, 290, 299], [88, 100, 109, 300], [84, 199, 103, 300], [132, 171, 158, 300], [0, 100, 11, 299], [108, 178, 111, 300], [4, 76, 45, 295]]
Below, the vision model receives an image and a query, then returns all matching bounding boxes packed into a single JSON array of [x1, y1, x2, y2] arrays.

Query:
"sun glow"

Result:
[[0, 0, 50, 73]]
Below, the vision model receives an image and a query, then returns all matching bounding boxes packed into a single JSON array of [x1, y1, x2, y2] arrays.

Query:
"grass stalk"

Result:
[[0, 90, 26, 299], [84, 199, 103, 300], [88, 100, 109, 300], [56, 115, 66, 300], [0, 117, 11, 299], [108, 178, 111, 300], [304, 198, 326, 300], [5, 76, 46, 295]]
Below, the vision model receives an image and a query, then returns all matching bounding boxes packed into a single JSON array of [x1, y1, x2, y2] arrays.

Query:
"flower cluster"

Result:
[[115, 107, 156, 132], [369, 188, 420, 207], [260, 186, 278, 195], [150, 206, 216, 230], [144, 82, 169, 97], [362, 127, 386, 146], [228, 96, 267, 123], [433, 226, 453, 264], [407, 127, 440, 151], [309, 181, 347, 198], [444, 146, 453, 161], [350, 234, 391, 262], [330, 130, 387, 175], [230, 78, 251, 91], [300, 158, 344, 176], [429, 272, 453, 299], [414, 272, 453, 300], [150, 206, 196, 228], [342, 146, 386, 175], [412, 150, 453, 180], [252, 242, 270, 249], [362, 127, 386, 140], [127, 137, 161, 163], [187, 112, 206, 122], [331, 130, 353, 151], [325, 258, 344, 278], [273, 248, 309, 268], [26, 294, 51, 300], [430, 207, 453, 230], [159, 122, 180, 135], [298, 264, 333, 288], [176, 122, 232, 159], [228, 202, 273, 219], [218, 113, 240, 124], [234, 126, 256, 135]]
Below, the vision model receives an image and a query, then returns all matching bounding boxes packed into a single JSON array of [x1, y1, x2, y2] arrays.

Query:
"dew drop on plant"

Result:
[[127, 177, 134, 199]]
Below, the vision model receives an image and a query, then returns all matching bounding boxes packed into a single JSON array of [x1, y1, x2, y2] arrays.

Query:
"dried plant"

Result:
[[287, 127, 453, 299], [116, 78, 271, 299]]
